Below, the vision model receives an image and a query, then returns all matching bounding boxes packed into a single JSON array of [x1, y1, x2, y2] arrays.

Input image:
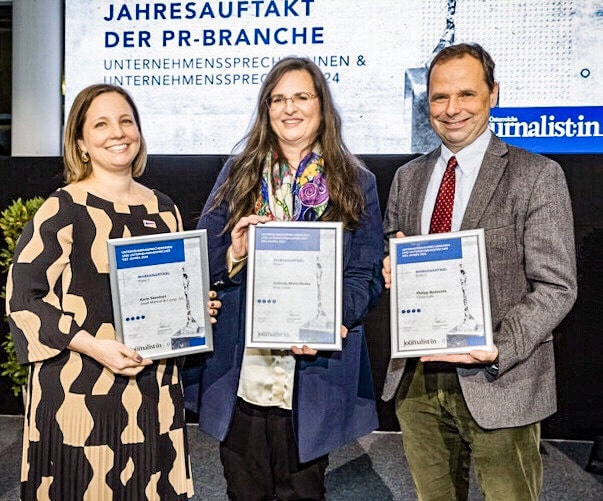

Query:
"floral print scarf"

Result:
[[255, 149, 329, 221]]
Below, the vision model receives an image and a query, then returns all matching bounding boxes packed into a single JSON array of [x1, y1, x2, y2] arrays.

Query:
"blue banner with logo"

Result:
[[489, 106, 603, 154], [255, 227, 321, 251], [115, 239, 185, 269], [396, 238, 462, 265]]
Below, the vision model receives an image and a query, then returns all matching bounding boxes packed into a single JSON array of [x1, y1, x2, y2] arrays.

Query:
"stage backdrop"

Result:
[[2, 0, 602, 440], [64, 0, 602, 155], [0, 154, 601, 441]]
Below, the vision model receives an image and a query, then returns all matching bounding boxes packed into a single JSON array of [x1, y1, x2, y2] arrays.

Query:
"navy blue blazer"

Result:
[[183, 159, 384, 462]]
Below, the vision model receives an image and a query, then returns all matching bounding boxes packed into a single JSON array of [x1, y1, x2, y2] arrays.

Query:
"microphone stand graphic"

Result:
[[171, 267, 205, 349], [405, 0, 457, 153], [447, 262, 483, 347], [299, 256, 333, 343]]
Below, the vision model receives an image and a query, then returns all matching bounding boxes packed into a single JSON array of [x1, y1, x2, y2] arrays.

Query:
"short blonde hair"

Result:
[[63, 84, 147, 183]]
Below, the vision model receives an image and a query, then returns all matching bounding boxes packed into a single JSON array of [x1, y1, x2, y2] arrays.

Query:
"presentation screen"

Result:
[[65, 0, 602, 155]]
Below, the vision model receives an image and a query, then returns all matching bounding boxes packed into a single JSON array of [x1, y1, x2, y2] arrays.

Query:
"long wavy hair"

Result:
[[207, 57, 365, 231], [63, 84, 147, 183]]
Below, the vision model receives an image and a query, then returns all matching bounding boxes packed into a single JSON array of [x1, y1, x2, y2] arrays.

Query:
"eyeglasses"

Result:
[[265, 92, 317, 110]]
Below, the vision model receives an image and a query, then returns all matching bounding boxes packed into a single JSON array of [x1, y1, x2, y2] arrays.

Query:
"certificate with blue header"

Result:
[[389, 229, 493, 358], [246, 222, 343, 351], [107, 230, 213, 360]]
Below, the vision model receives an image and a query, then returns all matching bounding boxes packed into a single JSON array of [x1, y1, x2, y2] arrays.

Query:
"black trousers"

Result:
[[219, 398, 328, 501]]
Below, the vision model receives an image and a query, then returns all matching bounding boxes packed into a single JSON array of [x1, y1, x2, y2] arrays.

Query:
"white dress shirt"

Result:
[[237, 348, 296, 409], [421, 129, 492, 234]]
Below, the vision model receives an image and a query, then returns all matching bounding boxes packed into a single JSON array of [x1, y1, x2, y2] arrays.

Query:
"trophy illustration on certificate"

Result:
[[446, 262, 484, 347], [170, 266, 206, 349], [389, 229, 493, 358], [299, 256, 335, 342]]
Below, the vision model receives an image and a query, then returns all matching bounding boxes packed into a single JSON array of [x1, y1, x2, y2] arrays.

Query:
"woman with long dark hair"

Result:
[[186, 57, 384, 500]]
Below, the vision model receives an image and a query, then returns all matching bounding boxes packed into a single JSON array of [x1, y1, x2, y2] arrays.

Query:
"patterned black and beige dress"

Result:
[[5, 184, 194, 500]]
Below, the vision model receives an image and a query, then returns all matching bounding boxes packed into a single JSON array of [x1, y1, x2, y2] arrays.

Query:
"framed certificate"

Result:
[[107, 230, 213, 360], [390, 229, 493, 358], [245, 222, 343, 351]]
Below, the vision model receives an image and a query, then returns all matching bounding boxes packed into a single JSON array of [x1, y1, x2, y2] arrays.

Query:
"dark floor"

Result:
[[0, 415, 601, 500]]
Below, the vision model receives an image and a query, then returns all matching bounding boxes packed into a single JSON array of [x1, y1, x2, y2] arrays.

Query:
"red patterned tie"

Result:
[[429, 156, 457, 234]]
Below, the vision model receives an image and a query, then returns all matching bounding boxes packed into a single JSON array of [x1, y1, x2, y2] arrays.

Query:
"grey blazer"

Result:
[[382, 134, 577, 429]]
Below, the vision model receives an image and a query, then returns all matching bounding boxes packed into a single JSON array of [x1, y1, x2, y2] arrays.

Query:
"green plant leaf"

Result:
[[1, 196, 45, 397]]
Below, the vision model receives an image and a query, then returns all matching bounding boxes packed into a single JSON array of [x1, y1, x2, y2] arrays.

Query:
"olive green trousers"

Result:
[[395, 361, 542, 501]]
